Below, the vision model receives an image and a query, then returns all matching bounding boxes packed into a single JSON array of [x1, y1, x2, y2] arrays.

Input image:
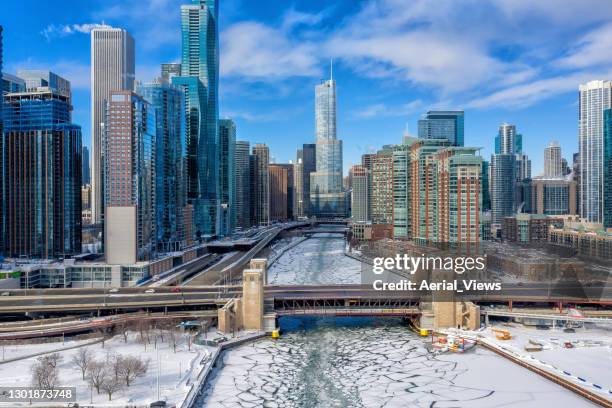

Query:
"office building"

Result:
[[2, 72, 25, 94], [490, 153, 516, 224], [418, 110, 464, 146], [174, 0, 220, 237], [522, 178, 577, 216], [17, 70, 71, 100], [349, 165, 369, 222], [392, 143, 411, 238], [301, 143, 316, 216], [310, 71, 345, 218], [481, 160, 491, 211], [269, 164, 294, 222], [235, 141, 251, 229], [219, 119, 236, 235], [90, 27, 135, 225], [103, 91, 156, 264], [604, 109, 612, 228], [544, 141, 563, 178], [161, 63, 181, 82], [138, 81, 187, 251], [294, 151, 304, 218], [82, 146, 90, 185], [579, 80, 612, 225], [2, 84, 82, 258], [252, 144, 269, 226], [501, 214, 563, 243]]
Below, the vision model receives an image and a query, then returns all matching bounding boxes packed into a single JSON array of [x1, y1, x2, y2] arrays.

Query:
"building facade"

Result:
[[544, 141, 562, 179], [2, 85, 82, 259], [90, 27, 135, 225], [371, 150, 394, 225], [251, 144, 269, 226], [349, 165, 369, 222], [82, 146, 90, 185], [579, 80, 612, 225], [269, 164, 294, 222], [103, 91, 156, 264], [490, 153, 516, 224], [522, 178, 577, 216], [301, 143, 316, 216], [235, 141, 251, 229], [294, 151, 304, 218], [138, 81, 187, 251], [605, 109, 612, 228], [417, 110, 464, 146], [219, 119, 236, 235], [161, 63, 181, 82]]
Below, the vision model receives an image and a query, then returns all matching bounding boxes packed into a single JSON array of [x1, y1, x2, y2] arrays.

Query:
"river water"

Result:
[[196, 232, 593, 407]]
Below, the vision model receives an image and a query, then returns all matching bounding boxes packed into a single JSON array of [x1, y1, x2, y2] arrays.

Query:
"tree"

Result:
[[31, 359, 59, 389], [117, 355, 149, 386], [71, 348, 93, 380], [185, 331, 194, 351], [39, 352, 63, 368], [87, 360, 107, 394], [167, 323, 181, 353], [115, 320, 129, 343], [100, 374, 123, 401]]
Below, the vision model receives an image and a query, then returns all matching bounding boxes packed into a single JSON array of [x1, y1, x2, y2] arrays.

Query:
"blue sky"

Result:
[[3, 0, 612, 174]]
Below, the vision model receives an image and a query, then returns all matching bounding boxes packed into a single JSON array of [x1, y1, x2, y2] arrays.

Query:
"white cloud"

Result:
[[557, 23, 612, 69], [41, 23, 110, 40], [221, 22, 320, 79], [351, 100, 424, 119]]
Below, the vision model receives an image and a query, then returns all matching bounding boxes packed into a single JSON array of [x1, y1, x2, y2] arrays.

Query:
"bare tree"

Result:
[[71, 348, 93, 380], [87, 360, 107, 394], [115, 320, 129, 343], [111, 353, 124, 380], [117, 355, 149, 386], [31, 359, 59, 389], [100, 374, 123, 401], [167, 323, 181, 353], [96, 327, 108, 348], [39, 352, 63, 369], [185, 331, 194, 351]]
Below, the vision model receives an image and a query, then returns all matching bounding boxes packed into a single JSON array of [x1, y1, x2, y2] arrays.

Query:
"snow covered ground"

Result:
[[0, 337, 97, 361], [267, 234, 362, 285], [478, 323, 612, 395], [0, 332, 216, 407], [199, 318, 597, 407]]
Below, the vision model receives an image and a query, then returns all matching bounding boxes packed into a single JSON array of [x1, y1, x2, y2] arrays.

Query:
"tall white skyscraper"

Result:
[[310, 65, 345, 217], [579, 80, 612, 224], [498, 123, 516, 154], [90, 27, 135, 225], [544, 141, 562, 178]]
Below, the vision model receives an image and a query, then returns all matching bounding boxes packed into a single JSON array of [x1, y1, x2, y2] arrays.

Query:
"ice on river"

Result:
[[267, 234, 362, 285]]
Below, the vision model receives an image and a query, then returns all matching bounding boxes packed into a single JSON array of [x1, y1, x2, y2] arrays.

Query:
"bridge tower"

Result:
[[242, 266, 264, 330]]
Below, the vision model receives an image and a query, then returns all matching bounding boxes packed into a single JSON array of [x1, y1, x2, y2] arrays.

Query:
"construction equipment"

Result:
[[492, 328, 512, 340]]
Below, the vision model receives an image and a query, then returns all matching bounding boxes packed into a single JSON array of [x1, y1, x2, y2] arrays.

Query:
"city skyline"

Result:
[[3, 1, 612, 174]]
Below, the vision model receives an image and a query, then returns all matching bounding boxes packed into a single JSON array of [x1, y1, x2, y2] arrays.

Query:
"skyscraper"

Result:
[[161, 63, 181, 82], [138, 81, 187, 251], [90, 27, 135, 226], [174, 0, 220, 236], [301, 143, 316, 216], [252, 144, 269, 226], [418, 110, 464, 146], [579, 80, 612, 224], [497, 123, 516, 155], [604, 109, 612, 228], [17, 70, 71, 100], [235, 141, 251, 229], [310, 69, 345, 217], [294, 150, 304, 218], [371, 149, 394, 225], [103, 91, 156, 264], [82, 146, 90, 185], [219, 119, 236, 235], [0, 25, 3, 254], [2, 79, 82, 258], [544, 141, 562, 179], [269, 164, 294, 222], [350, 165, 369, 222], [491, 154, 516, 224]]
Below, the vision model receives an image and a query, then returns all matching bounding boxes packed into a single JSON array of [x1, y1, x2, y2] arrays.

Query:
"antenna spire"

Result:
[[330, 58, 333, 81]]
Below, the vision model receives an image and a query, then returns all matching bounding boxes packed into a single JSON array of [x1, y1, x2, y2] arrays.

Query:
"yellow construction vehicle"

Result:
[[492, 328, 512, 340]]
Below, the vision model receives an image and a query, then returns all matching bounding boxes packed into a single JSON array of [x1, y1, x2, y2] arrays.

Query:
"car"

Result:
[[171, 287, 182, 293], [0, 292, 10, 296], [145, 289, 155, 294], [109, 288, 119, 293]]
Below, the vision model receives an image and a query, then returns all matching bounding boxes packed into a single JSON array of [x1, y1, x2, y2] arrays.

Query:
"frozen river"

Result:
[[196, 232, 595, 407]]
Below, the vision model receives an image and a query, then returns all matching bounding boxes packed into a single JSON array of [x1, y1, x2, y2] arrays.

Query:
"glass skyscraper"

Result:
[[604, 108, 612, 228], [579, 80, 612, 225], [219, 119, 236, 236], [235, 141, 251, 229], [138, 81, 187, 251], [2, 81, 82, 258], [310, 74, 345, 217], [418, 110, 464, 146], [174, 0, 219, 237]]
